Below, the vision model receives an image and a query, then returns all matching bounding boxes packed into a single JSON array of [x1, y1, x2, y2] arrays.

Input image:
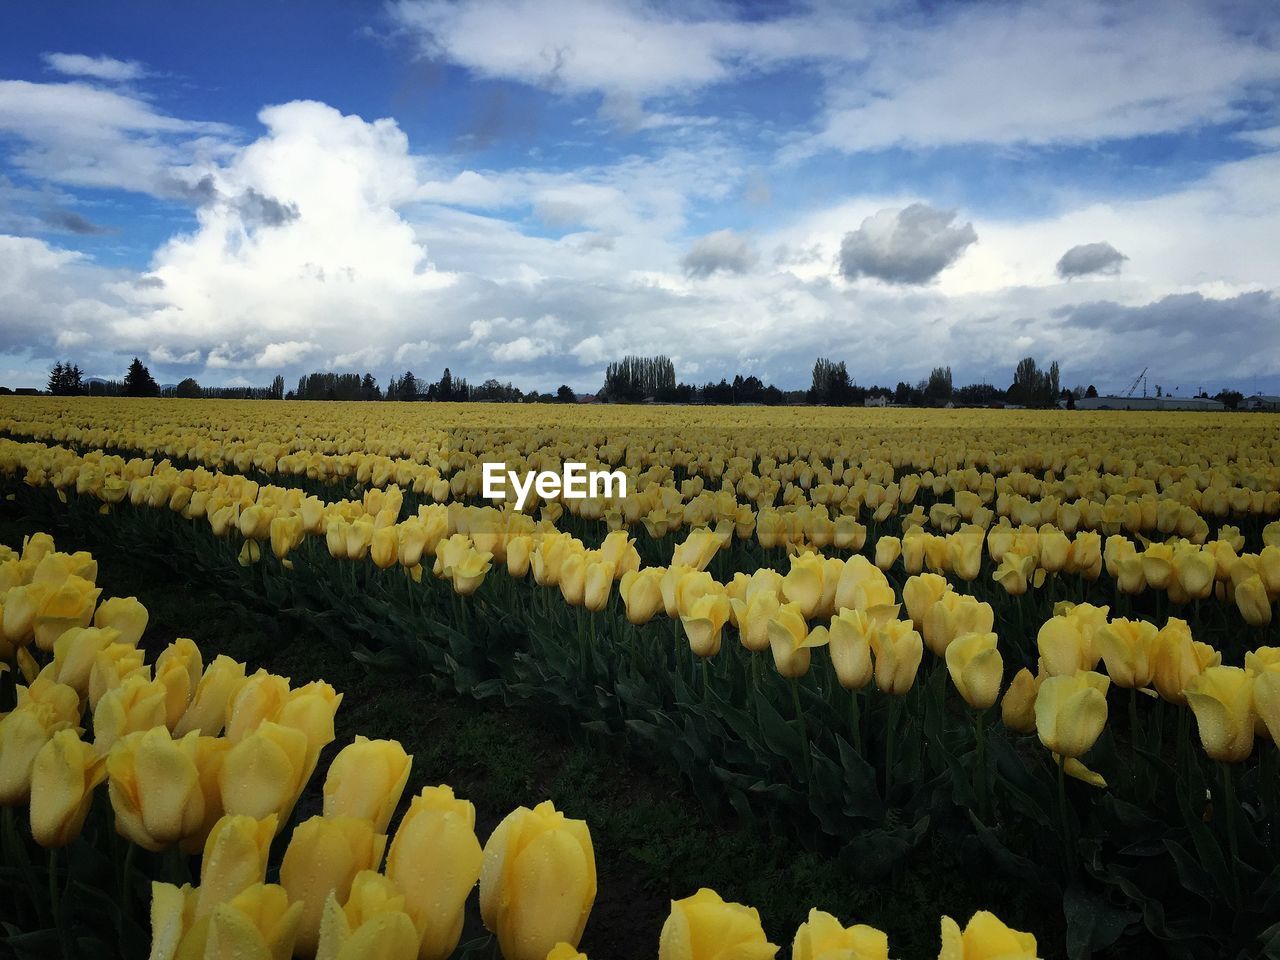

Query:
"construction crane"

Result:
[[1124, 367, 1148, 398]]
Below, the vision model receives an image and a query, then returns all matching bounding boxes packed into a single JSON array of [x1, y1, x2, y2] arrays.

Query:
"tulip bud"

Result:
[[280, 815, 389, 957], [945, 632, 1003, 711], [827, 609, 874, 691], [93, 596, 149, 646], [195, 813, 277, 919], [870, 620, 923, 695], [1185, 666, 1256, 762], [220, 721, 314, 827], [323, 736, 413, 835], [0, 702, 71, 805], [658, 888, 778, 960], [29, 729, 106, 847], [1035, 671, 1109, 759], [386, 785, 483, 960], [276, 680, 343, 772], [154, 638, 204, 730], [316, 870, 420, 960], [1001, 668, 1041, 734], [33, 575, 102, 651], [873, 537, 901, 571], [226, 669, 291, 742], [766, 603, 828, 679], [107, 727, 205, 851], [1236, 575, 1273, 627], [174, 655, 248, 737], [88, 642, 149, 711], [619, 569, 664, 626], [480, 800, 596, 960]]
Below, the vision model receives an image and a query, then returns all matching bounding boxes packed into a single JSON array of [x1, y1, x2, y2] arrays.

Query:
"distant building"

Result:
[[1245, 394, 1280, 412], [864, 396, 888, 407], [1074, 396, 1225, 411]]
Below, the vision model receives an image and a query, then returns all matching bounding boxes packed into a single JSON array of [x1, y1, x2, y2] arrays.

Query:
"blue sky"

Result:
[[2, 0, 1279, 394]]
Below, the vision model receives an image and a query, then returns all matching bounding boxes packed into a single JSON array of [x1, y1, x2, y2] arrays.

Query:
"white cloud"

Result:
[[803, 2, 1280, 155], [492, 335, 554, 362], [0, 80, 234, 193], [42, 52, 145, 83], [256, 340, 319, 368]]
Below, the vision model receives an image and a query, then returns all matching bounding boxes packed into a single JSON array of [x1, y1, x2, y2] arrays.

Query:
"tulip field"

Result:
[[1, 397, 1279, 960]]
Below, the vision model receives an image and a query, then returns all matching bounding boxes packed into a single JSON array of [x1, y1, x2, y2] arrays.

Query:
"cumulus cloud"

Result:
[[1056, 241, 1127, 278], [42, 52, 145, 83], [256, 340, 319, 367], [839, 204, 977, 284], [681, 229, 757, 278]]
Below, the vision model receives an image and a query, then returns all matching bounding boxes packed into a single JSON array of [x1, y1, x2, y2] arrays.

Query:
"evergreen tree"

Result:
[[123, 358, 160, 397]]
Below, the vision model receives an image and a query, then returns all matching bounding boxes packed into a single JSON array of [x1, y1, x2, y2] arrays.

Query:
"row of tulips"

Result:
[[6, 475, 1279, 958], [4, 402, 1279, 547], [0, 530, 1051, 959]]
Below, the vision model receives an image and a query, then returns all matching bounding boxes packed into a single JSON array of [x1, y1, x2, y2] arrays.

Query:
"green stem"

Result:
[[1221, 763, 1242, 908], [1058, 757, 1076, 879], [885, 696, 899, 803], [849, 689, 862, 754], [975, 711, 988, 821], [791, 678, 811, 783]]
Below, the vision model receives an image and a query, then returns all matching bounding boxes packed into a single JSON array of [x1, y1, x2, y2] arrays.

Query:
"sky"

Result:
[[2, 0, 1280, 396]]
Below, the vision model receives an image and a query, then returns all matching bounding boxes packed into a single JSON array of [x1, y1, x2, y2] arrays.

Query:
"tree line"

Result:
[[32, 355, 1248, 409]]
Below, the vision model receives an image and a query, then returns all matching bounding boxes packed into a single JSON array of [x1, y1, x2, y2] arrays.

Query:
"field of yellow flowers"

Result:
[[1, 396, 1279, 960]]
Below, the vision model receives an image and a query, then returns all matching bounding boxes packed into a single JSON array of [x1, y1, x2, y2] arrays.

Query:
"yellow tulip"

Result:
[[1254, 670, 1280, 744], [195, 813, 278, 919], [385, 786, 483, 960], [547, 944, 588, 960], [29, 729, 106, 847], [173, 654, 248, 737], [1000, 668, 1041, 734], [938, 910, 1037, 959], [619, 568, 664, 626], [766, 603, 829, 679], [782, 553, 826, 619], [107, 727, 205, 851], [14, 672, 81, 728], [316, 870, 420, 960], [870, 620, 923, 695], [52, 625, 123, 696], [479, 800, 596, 960], [681, 592, 732, 659], [945, 632, 1003, 711], [583, 560, 615, 612], [220, 721, 315, 826], [923, 593, 994, 658], [671, 529, 721, 571], [226, 669, 292, 742], [87, 642, 149, 711], [902, 574, 948, 631], [1185, 666, 1255, 762], [32, 575, 102, 651], [1236, 575, 1272, 627], [205, 883, 303, 960], [1096, 618, 1158, 689], [154, 638, 205, 729], [1034, 672, 1109, 759], [280, 815, 389, 957], [992, 552, 1036, 596], [657, 888, 778, 960], [93, 674, 169, 754], [1151, 619, 1220, 705], [874, 537, 901, 571], [792, 907, 888, 960], [323, 736, 413, 835], [92, 595, 149, 646], [0, 702, 72, 805], [276, 680, 343, 772], [731, 590, 782, 654], [828, 609, 875, 691]]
